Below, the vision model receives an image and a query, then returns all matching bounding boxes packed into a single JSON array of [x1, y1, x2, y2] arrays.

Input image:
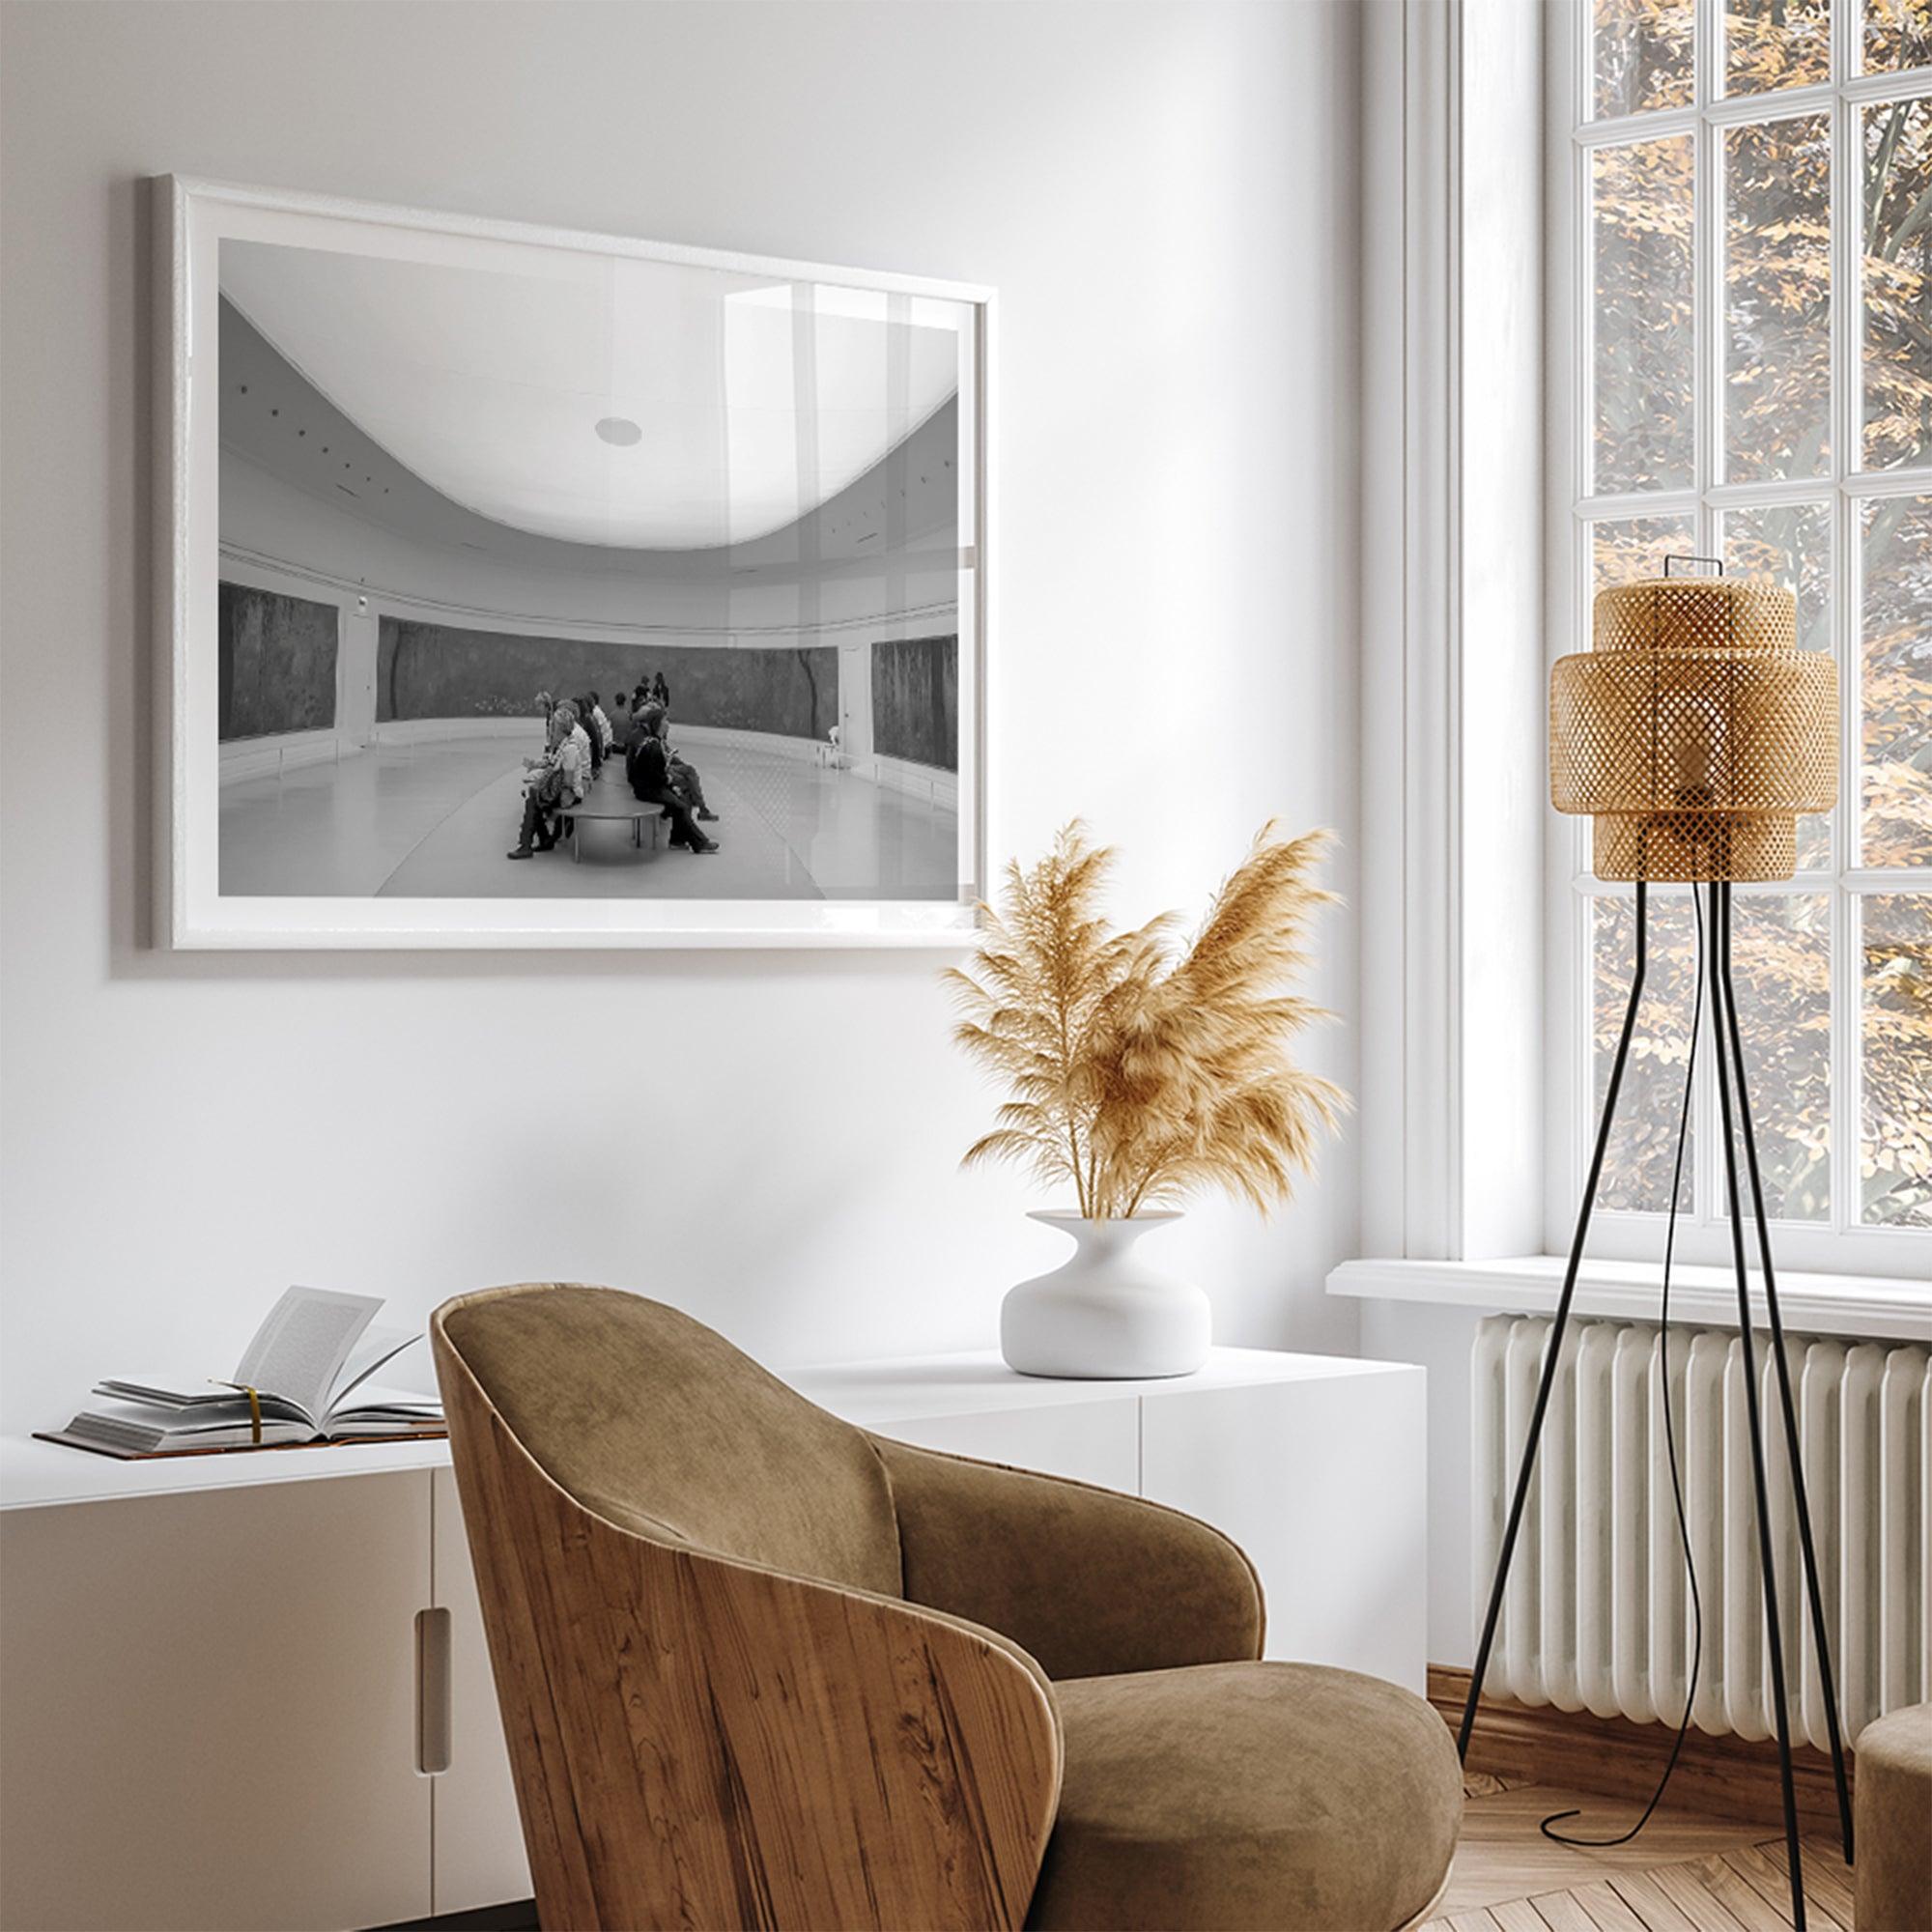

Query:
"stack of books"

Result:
[[39, 1287, 445, 1459]]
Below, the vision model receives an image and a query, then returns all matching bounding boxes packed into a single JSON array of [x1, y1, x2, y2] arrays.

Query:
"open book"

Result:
[[41, 1288, 444, 1459]]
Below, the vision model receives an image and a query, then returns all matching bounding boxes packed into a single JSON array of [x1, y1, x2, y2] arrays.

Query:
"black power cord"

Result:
[[1539, 882, 1707, 1849]]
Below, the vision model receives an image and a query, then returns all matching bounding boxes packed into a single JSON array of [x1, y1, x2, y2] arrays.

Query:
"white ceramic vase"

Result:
[[1000, 1210, 1209, 1379]]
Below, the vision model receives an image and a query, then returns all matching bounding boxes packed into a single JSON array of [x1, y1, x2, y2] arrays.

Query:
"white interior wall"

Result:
[[0, 0, 1363, 1433]]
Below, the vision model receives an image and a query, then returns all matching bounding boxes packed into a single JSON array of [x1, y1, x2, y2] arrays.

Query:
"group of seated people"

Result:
[[507, 681, 720, 861]]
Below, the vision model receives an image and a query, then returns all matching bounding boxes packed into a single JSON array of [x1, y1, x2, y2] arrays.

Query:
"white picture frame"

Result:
[[153, 175, 993, 949]]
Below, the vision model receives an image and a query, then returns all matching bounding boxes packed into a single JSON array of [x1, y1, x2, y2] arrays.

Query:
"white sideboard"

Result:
[[0, 1346, 1425, 1931]]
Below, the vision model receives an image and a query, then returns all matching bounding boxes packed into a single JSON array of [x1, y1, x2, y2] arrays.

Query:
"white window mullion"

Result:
[[1579, 488, 1702, 520], [1693, 0, 1720, 1232], [1834, 0, 1861, 100], [1834, 835, 1859, 1236], [1833, 19, 1860, 495], [1843, 67, 1932, 106], [1831, 18, 1860, 1237], [1579, 108, 1598, 501], [1707, 79, 1838, 125], [1578, 105, 1701, 147], [1581, 872, 1844, 896], [1707, 476, 1852, 510], [1694, 0, 1718, 503], [1694, 471, 1932, 508], [1843, 466, 1932, 498], [1571, 0, 1595, 1233], [1690, 876, 1719, 1231]]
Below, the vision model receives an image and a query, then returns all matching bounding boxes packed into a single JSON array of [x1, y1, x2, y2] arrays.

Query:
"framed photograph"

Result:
[[153, 176, 990, 947]]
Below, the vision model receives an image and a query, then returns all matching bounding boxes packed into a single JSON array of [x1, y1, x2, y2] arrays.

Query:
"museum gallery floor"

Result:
[[218, 733, 958, 901]]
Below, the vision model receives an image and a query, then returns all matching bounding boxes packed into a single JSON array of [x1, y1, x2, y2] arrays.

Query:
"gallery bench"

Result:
[[560, 778, 670, 862]]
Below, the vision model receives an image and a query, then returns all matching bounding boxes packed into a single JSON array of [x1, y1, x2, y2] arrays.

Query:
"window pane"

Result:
[[1861, 495, 1932, 867], [1725, 115, 1832, 482], [1594, 512, 1700, 592], [1723, 501, 1834, 867], [1722, 503, 1832, 649], [1862, 892, 1932, 1227], [1726, 893, 1833, 1221], [1596, 0, 1695, 116], [1727, 0, 1833, 95], [1595, 137, 1697, 494], [1593, 892, 1701, 1213], [1862, 98, 1932, 471], [1863, 0, 1932, 71]]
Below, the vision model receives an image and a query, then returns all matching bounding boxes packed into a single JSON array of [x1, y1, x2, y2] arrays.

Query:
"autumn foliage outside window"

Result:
[[1577, 0, 1931, 1238]]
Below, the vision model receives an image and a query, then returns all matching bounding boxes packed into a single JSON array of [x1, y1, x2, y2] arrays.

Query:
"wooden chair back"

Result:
[[432, 1283, 1062, 1931]]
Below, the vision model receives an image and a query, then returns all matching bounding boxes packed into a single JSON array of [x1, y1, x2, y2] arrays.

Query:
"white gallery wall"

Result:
[[0, 0, 1364, 1432]]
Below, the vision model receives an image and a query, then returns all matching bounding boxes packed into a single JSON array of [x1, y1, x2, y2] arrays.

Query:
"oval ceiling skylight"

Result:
[[218, 240, 966, 551]]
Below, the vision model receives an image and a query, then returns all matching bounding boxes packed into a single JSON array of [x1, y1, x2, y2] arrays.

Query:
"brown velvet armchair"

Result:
[[432, 1284, 1461, 1932]]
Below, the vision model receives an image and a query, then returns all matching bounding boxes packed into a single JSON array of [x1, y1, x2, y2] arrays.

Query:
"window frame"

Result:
[[1545, 0, 1932, 1279]]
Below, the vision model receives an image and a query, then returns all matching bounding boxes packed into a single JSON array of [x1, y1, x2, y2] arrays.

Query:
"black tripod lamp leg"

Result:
[[1716, 894, 1856, 1863], [1712, 884, 1806, 1931], [1459, 883, 1650, 1762]]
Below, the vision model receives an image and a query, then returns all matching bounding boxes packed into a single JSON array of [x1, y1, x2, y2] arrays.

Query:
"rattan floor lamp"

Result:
[[1457, 562, 1853, 1932]]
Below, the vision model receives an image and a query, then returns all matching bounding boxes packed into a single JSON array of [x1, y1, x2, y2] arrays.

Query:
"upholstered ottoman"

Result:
[[1856, 1702, 1932, 1932]]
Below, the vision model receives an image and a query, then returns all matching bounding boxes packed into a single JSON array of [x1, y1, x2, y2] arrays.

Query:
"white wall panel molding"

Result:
[[1360, 0, 1548, 1263]]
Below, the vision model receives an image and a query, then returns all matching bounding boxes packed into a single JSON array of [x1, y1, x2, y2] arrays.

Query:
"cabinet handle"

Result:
[[415, 1607, 452, 1776]]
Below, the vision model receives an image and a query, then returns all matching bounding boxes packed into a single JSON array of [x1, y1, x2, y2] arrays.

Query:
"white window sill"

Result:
[[1327, 1256, 1932, 1344]]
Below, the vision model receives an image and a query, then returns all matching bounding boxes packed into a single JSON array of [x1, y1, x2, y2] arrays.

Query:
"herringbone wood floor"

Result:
[[1422, 1777, 1858, 1931], [382, 1776, 1861, 1931]]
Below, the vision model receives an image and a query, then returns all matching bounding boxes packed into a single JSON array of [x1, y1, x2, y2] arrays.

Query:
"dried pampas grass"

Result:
[[945, 820, 1346, 1220]]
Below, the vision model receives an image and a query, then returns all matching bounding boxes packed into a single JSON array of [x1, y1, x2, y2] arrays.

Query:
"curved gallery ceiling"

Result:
[[219, 300, 963, 582], [219, 239, 966, 551]]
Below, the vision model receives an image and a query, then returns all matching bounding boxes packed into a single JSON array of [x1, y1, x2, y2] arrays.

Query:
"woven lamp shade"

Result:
[[1549, 577, 1837, 883]]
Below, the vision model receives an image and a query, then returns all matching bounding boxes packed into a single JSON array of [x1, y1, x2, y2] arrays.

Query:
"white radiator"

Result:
[[1472, 1314, 1930, 1744]]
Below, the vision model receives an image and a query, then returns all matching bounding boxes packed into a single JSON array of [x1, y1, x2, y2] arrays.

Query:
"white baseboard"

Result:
[[218, 731, 353, 783], [864, 753, 958, 809], [369, 717, 537, 748]]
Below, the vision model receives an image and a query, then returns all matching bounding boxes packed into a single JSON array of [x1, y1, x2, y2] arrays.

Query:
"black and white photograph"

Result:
[[170, 184, 986, 945]]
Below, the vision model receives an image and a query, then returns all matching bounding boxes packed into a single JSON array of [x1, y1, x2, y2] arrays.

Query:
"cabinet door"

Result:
[[430, 1467, 531, 1915], [870, 1398, 1139, 1492], [1139, 1370, 1428, 1691], [0, 1473, 432, 1932]]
